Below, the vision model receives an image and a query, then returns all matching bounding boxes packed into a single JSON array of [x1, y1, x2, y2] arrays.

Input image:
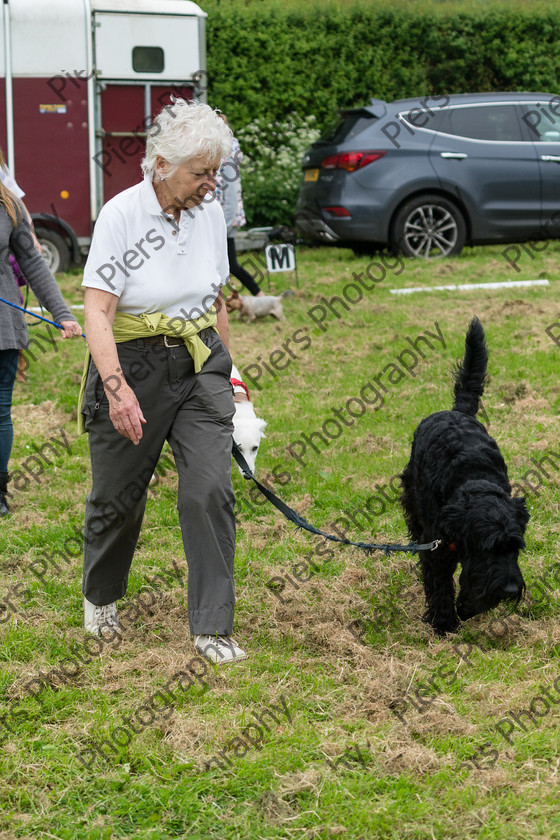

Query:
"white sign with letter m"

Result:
[[265, 244, 296, 273]]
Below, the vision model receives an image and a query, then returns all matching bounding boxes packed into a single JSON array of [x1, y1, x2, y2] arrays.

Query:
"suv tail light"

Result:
[[323, 206, 351, 217], [320, 151, 386, 171]]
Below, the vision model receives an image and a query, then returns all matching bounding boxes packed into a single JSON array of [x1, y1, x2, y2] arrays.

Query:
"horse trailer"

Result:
[[0, 0, 207, 271]]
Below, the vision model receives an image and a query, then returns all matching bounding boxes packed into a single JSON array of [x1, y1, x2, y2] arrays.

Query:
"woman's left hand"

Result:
[[59, 320, 83, 339]]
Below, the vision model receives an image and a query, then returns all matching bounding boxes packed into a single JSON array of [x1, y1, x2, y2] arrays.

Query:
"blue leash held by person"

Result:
[[0, 295, 86, 337]]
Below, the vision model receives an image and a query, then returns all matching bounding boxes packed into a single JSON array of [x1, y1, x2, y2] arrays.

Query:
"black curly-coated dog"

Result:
[[400, 317, 529, 635]]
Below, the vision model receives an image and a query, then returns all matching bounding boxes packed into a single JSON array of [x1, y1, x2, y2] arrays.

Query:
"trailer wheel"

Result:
[[35, 229, 71, 274]]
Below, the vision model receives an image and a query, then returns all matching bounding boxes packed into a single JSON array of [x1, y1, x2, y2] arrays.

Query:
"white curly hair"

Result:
[[141, 99, 233, 179]]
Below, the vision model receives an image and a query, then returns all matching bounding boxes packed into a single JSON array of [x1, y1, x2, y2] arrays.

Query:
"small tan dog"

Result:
[[226, 288, 292, 323]]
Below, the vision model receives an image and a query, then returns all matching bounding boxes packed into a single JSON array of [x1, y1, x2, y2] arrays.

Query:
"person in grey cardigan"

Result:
[[0, 188, 81, 515]]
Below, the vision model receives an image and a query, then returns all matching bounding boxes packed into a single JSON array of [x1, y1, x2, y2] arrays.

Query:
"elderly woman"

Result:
[[80, 100, 245, 664]]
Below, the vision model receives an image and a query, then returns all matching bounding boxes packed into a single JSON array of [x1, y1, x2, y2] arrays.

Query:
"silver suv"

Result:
[[295, 92, 560, 257]]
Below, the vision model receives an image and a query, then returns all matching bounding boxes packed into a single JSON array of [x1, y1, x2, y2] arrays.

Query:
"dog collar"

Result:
[[448, 543, 457, 550], [231, 377, 250, 401]]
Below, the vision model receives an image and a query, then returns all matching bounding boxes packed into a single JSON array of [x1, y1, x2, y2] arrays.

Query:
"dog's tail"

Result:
[[452, 317, 488, 417]]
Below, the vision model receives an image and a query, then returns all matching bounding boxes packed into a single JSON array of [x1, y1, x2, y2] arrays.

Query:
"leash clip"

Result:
[[430, 539, 442, 551]]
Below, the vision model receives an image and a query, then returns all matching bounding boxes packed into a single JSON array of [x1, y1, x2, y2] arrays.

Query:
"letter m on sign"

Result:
[[265, 244, 296, 273]]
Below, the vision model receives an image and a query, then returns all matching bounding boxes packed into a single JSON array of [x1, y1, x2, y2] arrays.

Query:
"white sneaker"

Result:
[[194, 634, 247, 664], [84, 597, 121, 637]]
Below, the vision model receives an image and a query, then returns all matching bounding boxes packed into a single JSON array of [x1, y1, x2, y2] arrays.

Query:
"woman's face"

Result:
[[155, 155, 221, 213]]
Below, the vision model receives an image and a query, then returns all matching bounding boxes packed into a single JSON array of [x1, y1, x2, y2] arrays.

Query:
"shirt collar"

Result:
[[141, 172, 169, 218], [141, 172, 197, 231]]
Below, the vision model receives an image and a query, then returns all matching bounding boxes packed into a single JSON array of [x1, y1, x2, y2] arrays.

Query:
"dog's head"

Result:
[[437, 481, 529, 621], [225, 289, 242, 313], [232, 404, 267, 475]]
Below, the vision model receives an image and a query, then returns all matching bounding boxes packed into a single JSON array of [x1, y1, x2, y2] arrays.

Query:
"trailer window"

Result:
[[132, 47, 164, 74]]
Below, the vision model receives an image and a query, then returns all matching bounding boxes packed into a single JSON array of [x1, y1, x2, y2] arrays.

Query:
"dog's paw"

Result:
[[456, 597, 479, 622], [434, 624, 459, 637], [423, 609, 460, 636]]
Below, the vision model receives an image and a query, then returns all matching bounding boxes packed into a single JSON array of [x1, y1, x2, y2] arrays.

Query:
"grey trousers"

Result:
[[81, 328, 236, 635]]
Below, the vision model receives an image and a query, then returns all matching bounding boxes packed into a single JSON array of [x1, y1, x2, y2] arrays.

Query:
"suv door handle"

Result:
[[541, 155, 560, 162], [440, 152, 467, 159]]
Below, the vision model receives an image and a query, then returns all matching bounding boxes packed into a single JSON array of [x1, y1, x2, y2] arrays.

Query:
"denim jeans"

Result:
[[0, 349, 19, 473]]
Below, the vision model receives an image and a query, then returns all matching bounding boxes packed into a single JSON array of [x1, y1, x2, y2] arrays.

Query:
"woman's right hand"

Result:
[[106, 379, 147, 445], [85, 288, 147, 446]]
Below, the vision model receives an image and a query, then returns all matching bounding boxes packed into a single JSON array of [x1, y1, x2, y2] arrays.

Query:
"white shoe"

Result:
[[194, 634, 247, 664], [84, 597, 121, 637]]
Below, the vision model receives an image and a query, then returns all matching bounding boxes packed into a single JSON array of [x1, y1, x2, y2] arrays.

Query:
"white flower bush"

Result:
[[236, 115, 320, 228]]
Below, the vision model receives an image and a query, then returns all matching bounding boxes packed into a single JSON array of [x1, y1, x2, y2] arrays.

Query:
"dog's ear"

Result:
[[511, 495, 530, 532], [257, 419, 267, 438], [437, 502, 466, 542]]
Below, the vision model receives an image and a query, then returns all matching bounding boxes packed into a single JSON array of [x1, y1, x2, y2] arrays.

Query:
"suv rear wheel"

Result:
[[391, 195, 466, 258]]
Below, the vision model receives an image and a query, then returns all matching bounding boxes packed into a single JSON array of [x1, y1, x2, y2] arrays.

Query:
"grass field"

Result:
[[1, 239, 560, 840]]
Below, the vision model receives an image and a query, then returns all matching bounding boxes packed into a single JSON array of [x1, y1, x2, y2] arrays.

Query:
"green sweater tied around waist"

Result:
[[77, 307, 218, 435]]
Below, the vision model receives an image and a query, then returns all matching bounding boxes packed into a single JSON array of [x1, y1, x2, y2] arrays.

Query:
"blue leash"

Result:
[[0, 296, 86, 337]]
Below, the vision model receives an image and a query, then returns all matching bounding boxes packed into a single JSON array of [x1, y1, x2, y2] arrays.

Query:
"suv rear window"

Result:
[[444, 105, 524, 141], [320, 113, 375, 144], [524, 107, 560, 141]]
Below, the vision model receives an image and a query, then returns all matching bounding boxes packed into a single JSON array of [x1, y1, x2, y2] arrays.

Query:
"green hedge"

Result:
[[203, 2, 560, 226], [206, 4, 560, 129]]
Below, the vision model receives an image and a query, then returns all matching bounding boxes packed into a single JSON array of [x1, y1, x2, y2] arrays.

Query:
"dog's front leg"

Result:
[[420, 547, 459, 635]]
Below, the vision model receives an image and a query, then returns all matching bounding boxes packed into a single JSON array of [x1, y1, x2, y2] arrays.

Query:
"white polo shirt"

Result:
[[82, 174, 229, 319]]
